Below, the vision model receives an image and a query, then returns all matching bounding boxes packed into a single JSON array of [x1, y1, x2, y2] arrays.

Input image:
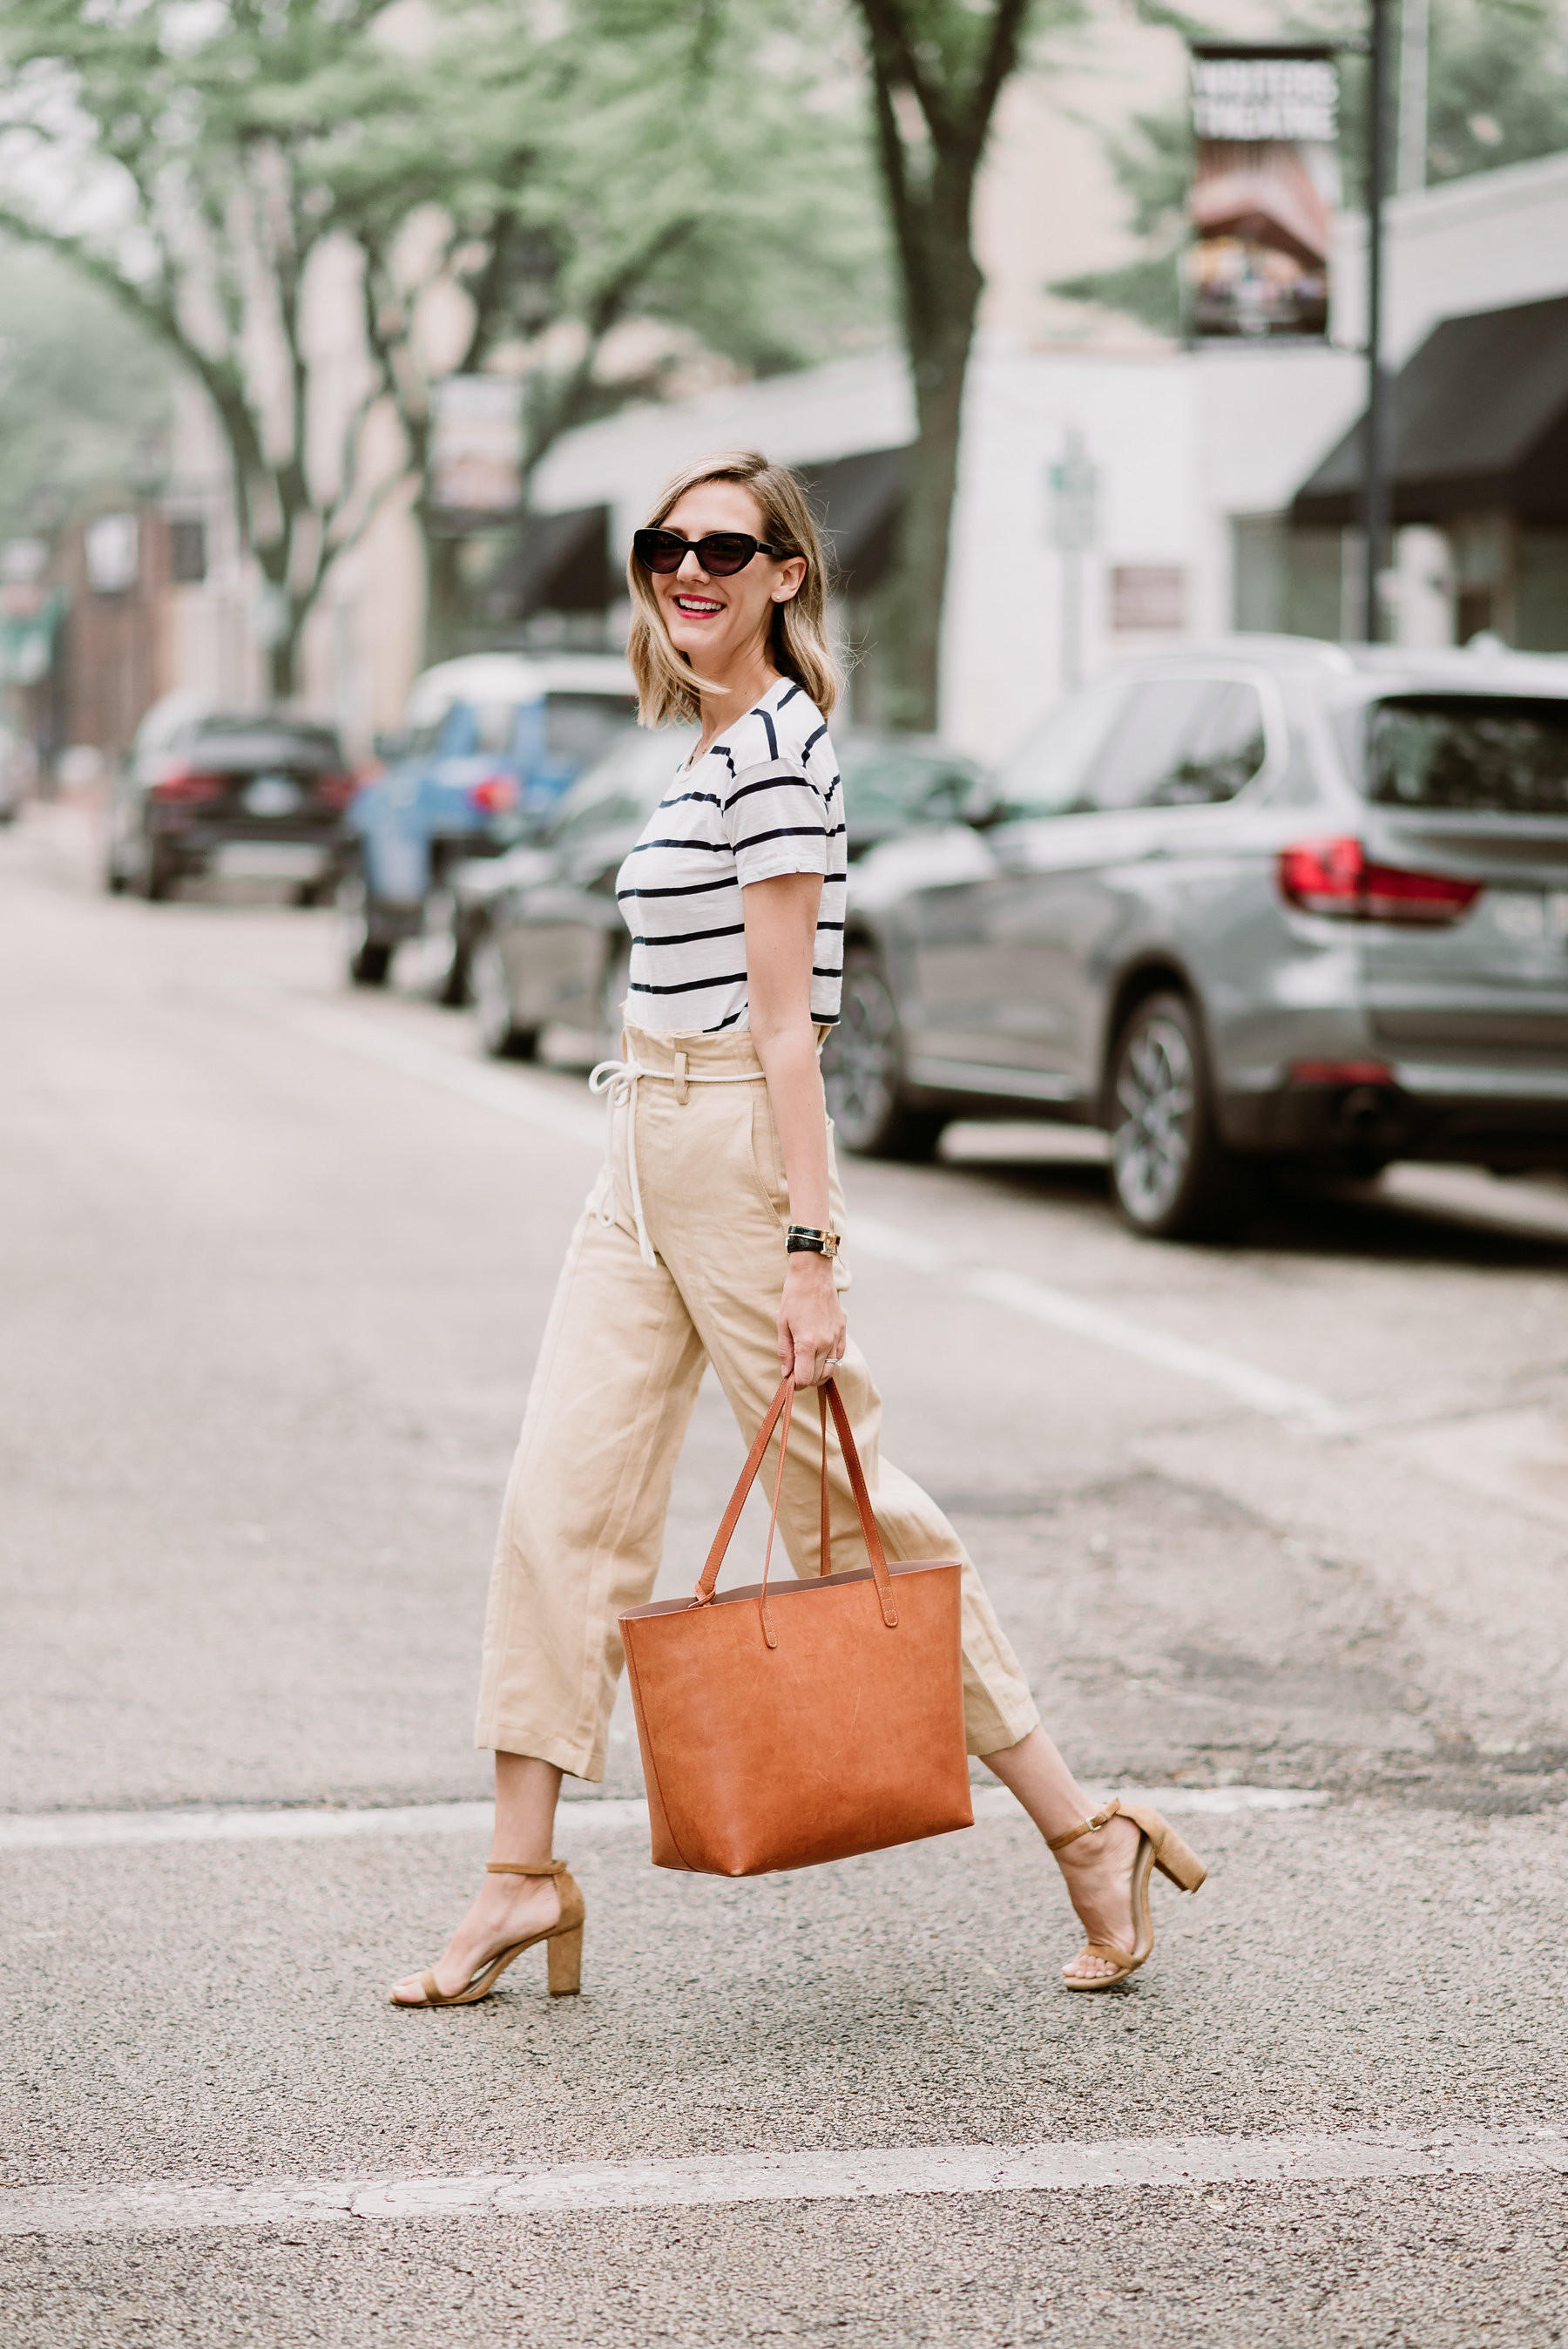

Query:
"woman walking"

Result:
[[389, 450, 1204, 2009]]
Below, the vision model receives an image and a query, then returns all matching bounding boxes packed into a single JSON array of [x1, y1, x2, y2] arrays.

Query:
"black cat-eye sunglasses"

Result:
[[632, 527, 783, 578]]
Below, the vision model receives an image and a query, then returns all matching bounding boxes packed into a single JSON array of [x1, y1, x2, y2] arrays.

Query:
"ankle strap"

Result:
[[486, 1859, 568, 1877], [1045, 1798, 1121, 1854]]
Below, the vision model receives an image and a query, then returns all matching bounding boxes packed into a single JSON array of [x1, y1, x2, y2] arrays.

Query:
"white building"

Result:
[[521, 146, 1568, 763], [141, 0, 1568, 765]]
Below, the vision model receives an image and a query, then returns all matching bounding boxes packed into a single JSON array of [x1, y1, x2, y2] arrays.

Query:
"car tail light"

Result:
[[1289, 1059, 1393, 1086], [152, 766, 224, 803], [468, 773, 518, 815], [313, 770, 360, 807], [1278, 836, 1481, 924]]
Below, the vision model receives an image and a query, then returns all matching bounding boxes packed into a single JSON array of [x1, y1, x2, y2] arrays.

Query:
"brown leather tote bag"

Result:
[[619, 1375, 974, 1877]]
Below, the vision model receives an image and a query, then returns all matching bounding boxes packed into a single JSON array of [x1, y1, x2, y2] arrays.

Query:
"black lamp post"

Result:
[[1362, 0, 1394, 642]]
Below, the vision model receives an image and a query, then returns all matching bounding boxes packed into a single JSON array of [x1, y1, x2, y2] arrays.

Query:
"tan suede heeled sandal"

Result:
[[389, 1860, 585, 2008], [1048, 1798, 1206, 1991]]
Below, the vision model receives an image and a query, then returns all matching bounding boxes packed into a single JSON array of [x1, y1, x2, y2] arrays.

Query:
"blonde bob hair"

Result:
[[625, 450, 841, 728]]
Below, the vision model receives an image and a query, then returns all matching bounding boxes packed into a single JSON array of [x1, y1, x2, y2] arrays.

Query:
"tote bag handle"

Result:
[[692, 1376, 899, 1635]]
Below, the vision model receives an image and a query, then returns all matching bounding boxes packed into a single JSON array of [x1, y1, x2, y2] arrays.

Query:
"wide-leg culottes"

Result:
[[475, 1021, 1039, 1781]]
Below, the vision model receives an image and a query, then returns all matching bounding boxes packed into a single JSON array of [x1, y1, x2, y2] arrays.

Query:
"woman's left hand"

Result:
[[779, 1252, 847, 1387]]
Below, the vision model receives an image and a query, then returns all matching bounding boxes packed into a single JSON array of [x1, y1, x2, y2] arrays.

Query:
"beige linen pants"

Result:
[[475, 1021, 1039, 1781]]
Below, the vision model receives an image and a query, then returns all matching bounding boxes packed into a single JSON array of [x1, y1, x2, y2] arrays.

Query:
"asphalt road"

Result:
[[3, 805, 1568, 2347]]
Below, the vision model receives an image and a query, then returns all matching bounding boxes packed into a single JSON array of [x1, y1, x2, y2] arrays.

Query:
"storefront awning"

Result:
[[794, 446, 909, 595], [1292, 294, 1568, 530], [483, 504, 611, 619]]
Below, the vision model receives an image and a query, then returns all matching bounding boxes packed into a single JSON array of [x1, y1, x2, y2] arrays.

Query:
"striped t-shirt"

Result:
[[614, 676, 846, 1033]]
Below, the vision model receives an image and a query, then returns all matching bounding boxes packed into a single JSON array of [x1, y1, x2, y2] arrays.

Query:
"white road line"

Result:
[[6, 2127, 1563, 2237], [0, 1784, 1324, 1855], [272, 999, 605, 1146], [270, 998, 1344, 1432], [851, 1215, 1347, 1433]]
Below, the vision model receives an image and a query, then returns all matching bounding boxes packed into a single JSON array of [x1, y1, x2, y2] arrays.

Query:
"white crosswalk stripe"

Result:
[[7, 2127, 1565, 2238]]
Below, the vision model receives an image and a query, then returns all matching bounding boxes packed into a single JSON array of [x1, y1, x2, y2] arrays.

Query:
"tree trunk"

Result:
[[852, 0, 1029, 734], [880, 246, 981, 732], [422, 529, 468, 666], [268, 629, 299, 703]]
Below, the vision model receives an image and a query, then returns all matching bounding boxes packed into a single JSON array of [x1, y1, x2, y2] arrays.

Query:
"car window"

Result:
[[425, 701, 517, 758], [1084, 680, 1221, 810], [543, 693, 640, 768], [546, 726, 697, 847], [990, 677, 1130, 816], [187, 726, 344, 769], [1358, 694, 1568, 816], [1145, 681, 1268, 806], [839, 746, 977, 831]]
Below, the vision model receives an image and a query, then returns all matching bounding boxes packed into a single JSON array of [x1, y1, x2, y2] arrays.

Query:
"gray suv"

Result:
[[822, 637, 1568, 1237]]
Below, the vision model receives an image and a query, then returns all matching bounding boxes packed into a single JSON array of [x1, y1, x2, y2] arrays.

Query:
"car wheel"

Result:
[[823, 950, 945, 1161], [472, 926, 536, 1059], [138, 835, 176, 901], [337, 869, 393, 987], [414, 884, 470, 1006], [1107, 992, 1244, 1240]]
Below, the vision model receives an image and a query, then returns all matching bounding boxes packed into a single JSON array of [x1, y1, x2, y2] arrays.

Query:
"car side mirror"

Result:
[[372, 729, 409, 762]]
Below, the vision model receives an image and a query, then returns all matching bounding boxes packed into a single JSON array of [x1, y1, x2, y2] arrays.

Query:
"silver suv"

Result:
[[823, 637, 1568, 1237]]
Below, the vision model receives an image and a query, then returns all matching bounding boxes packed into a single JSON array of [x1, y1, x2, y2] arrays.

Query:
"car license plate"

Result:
[[1493, 890, 1568, 944], [215, 842, 328, 879], [245, 774, 302, 816]]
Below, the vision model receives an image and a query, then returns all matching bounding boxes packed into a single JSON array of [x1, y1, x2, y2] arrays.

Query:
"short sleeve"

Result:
[[724, 758, 829, 887]]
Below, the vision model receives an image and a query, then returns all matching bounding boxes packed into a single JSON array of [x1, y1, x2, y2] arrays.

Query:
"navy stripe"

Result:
[[659, 789, 723, 810], [628, 971, 751, 996], [624, 836, 731, 856], [802, 723, 828, 756], [616, 877, 738, 901], [733, 823, 829, 851], [703, 1006, 748, 1032], [725, 773, 817, 812], [760, 709, 779, 760], [630, 922, 745, 948], [776, 683, 801, 707]]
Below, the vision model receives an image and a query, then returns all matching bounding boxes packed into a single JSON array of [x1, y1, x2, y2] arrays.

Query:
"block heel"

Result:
[[1047, 1797, 1206, 1990], [390, 1859, 585, 2008], [546, 1921, 584, 1996], [1152, 1822, 1206, 1893]]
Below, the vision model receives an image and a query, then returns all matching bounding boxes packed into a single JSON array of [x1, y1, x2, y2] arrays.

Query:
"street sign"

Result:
[[1047, 442, 1098, 552]]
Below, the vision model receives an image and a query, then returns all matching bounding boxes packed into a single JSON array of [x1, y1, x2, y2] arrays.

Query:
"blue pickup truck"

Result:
[[341, 651, 637, 990]]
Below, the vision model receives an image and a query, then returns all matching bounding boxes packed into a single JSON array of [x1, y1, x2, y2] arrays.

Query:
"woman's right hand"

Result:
[[779, 1251, 846, 1386]]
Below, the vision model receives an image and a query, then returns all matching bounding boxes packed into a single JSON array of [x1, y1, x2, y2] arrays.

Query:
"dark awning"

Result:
[[1293, 294, 1568, 530], [794, 446, 909, 595], [483, 504, 611, 619]]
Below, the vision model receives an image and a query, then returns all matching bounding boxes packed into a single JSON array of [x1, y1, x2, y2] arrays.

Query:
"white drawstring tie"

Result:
[[589, 1052, 768, 1269]]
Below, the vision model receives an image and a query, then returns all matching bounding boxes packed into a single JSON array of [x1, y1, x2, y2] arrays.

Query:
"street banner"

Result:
[[431, 376, 523, 517], [1186, 44, 1340, 342]]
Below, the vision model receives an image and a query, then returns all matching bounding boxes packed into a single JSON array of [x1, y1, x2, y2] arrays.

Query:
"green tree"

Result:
[[309, 0, 889, 657], [0, 239, 172, 542], [0, 0, 890, 683], [0, 0, 417, 697], [848, 0, 1078, 729], [1422, 0, 1568, 181]]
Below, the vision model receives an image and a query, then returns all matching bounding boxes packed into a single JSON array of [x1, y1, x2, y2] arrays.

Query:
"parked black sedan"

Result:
[[105, 701, 357, 901], [460, 726, 982, 1061]]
